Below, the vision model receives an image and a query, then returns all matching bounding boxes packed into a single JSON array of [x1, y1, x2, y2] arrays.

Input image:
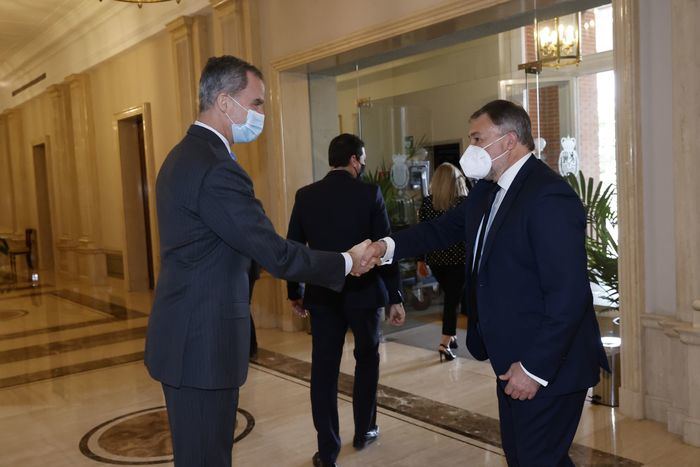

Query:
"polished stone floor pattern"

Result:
[[1, 278, 699, 466]]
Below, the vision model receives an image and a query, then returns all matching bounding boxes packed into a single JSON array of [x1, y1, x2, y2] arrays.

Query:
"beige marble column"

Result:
[[0, 114, 17, 237], [46, 84, 80, 277], [209, 0, 286, 328], [209, 0, 264, 177], [672, 0, 700, 446], [671, 0, 700, 326], [65, 73, 106, 284], [613, 0, 646, 419], [191, 15, 211, 85], [4, 109, 31, 241], [166, 17, 198, 134]]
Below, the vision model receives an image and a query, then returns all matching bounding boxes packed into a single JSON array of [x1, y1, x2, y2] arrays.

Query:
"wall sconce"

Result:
[[519, 12, 582, 74]]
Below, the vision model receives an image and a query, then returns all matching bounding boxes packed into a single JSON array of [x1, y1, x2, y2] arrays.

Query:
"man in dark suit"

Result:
[[144, 56, 375, 467], [287, 134, 406, 467], [361, 100, 609, 466]]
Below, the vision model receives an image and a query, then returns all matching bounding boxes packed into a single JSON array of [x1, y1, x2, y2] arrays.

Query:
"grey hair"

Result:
[[198, 55, 264, 113], [470, 100, 535, 151]]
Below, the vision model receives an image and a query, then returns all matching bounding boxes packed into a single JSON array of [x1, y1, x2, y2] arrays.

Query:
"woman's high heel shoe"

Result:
[[449, 336, 459, 349], [439, 344, 456, 362]]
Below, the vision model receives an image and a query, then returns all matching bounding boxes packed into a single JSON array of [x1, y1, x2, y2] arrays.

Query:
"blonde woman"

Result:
[[418, 163, 469, 362]]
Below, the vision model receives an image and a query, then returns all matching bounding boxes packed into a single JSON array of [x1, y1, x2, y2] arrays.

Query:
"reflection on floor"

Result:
[[0, 277, 699, 466]]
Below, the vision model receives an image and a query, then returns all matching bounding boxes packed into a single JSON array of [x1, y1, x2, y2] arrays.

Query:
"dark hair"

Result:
[[328, 133, 364, 167], [198, 55, 264, 112], [470, 100, 535, 151]]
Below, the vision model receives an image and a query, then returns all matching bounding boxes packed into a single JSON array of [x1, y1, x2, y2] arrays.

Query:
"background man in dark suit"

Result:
[[287, 133, 405, 467], [144, 56, 375, 467], [360, 100, 609, 466]]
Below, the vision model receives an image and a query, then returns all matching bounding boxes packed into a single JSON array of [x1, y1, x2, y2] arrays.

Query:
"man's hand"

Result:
[[499, 361, 540, 400], [360, 241, 387, 269], [289, 298, 308, 318], [387, 303, 406, 326], [348, 239, 380, 276]]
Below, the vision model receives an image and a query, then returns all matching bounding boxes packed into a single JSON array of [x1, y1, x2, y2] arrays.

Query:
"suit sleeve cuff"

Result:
[[341, 252, 352, 276], [520, 362, 548, 387], [380, 237, 395, 265]]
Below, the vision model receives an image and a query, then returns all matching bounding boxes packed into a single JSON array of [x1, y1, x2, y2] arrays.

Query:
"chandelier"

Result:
[[99, 0, 181, 8], [519, 12, 581, 73]]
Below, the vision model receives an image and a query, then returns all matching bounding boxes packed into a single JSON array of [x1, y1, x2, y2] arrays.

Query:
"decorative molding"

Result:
[[270, 0, 510, 72]]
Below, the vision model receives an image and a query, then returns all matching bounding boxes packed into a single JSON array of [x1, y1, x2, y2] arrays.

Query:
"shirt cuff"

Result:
[[520, 362, 548, 387], [379, 237, 395, 265], [341, 252, 352, 276]]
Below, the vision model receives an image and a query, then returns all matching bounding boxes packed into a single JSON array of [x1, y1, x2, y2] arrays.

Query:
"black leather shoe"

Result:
[[352, 427, 379, 450], [312, 452, 337, 467]]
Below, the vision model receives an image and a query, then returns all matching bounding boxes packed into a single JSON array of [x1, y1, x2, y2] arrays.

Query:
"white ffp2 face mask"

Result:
[[459, 133, 510, 179], [223, 95, 265, 143]]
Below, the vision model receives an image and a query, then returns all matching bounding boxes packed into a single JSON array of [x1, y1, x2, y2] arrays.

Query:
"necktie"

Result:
[[468, 183, 500, 324]]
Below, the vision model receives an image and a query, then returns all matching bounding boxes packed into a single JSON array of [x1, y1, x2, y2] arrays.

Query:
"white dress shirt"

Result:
[[381, 153, 547, 386]]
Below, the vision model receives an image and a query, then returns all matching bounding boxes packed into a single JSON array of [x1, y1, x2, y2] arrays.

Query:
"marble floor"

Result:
[[1, 276, 699, 466]]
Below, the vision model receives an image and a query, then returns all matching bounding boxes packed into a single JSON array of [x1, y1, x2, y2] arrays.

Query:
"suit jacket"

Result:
[[286, 170, 402, 309], [145, 125, 345, 390], [393, 157, 608, 396]]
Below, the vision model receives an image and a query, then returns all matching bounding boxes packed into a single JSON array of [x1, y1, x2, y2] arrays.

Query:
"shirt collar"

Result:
[[496, 153, 533, 192], [194, 120, 231, 154]]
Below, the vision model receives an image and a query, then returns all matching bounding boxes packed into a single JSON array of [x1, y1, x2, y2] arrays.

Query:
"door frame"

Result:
[[265, 0, 645, 417], [113, 103, 159, 290], [30, 135, 58, 275]]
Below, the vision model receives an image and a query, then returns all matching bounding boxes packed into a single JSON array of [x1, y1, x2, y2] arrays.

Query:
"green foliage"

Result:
[[362, 162, 399, 224], [567, 172, 619, 307], [565, 171, 619, 307], [0, 238, 8, 256]]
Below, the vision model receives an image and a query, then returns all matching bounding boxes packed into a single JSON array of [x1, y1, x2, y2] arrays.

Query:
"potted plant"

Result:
[[566, 171, 620, 406], [565, 171, 619, 307]]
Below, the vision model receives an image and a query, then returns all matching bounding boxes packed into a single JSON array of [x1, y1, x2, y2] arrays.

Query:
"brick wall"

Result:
[[528, 86, 561, 172]]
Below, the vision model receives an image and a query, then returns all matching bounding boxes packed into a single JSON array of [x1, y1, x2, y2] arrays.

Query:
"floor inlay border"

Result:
[[0, 351, 145, 389], [0, 289, 148, 341], [0, 326, 147, 365], [78, 406, 255, 465], [251, 348, 642, 467], [51, 289, 147, 320]]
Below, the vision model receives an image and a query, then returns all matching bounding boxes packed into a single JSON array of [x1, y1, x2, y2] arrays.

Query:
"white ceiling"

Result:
[[0, 0, 86, 69], [0, 0, 210, 110]]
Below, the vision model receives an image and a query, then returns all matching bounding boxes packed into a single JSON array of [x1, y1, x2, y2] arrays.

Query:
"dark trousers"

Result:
[[162, 383, 239, 467], [309, 305, 382, 463], [497, 383, 586, 466], [430, 264, 467, 336]]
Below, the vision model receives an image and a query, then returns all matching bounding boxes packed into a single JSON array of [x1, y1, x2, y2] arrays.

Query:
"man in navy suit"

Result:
[[287, 134, 405, 467], [361, 100, 608, 466], [145, 56, 375, 467]]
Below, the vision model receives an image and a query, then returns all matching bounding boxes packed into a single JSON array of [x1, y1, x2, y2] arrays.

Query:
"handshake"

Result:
[[346, 239, 388, 276]]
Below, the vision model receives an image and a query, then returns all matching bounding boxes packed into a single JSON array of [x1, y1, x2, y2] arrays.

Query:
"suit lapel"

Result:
[[479, 156, 538, 269], [464, 180, 494, 269], [187, 125, 232, 162]]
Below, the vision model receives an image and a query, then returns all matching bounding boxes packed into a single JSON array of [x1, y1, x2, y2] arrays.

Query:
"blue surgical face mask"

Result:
[[223, 95, 265, 143]]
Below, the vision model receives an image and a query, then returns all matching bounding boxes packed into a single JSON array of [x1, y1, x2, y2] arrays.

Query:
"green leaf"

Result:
[[565, 171, 619, 308]]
